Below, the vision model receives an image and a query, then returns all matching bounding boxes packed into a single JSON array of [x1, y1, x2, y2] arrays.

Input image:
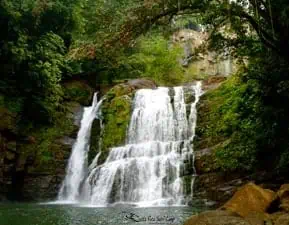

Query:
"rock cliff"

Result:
[[0, 80, 93, 201]]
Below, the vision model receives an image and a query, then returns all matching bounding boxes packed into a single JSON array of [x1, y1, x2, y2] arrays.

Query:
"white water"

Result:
[[58, 82, 202, 207], [58, 93, 103, 202]]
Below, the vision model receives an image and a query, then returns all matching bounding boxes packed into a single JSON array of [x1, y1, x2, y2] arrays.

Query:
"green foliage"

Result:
[[27, 32, 67, 122], [196, 75, 259, 171], [120, 34, 184, 85], [63, 81, 93, 106], [197, 51, 289, 173], [23, 108, 75, 173], [0, 0, 83, 125], [244, 54, 289, 172]]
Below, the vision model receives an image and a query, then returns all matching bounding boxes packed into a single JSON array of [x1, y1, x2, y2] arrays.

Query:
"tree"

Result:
[[102, 0, 289, 61], [0, 0, 82, 125]]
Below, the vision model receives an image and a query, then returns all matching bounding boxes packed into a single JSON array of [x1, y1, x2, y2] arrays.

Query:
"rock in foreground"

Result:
[[221, 182, 275, 217], [184, 182, 289, 225], [184, 210, 250, 225]]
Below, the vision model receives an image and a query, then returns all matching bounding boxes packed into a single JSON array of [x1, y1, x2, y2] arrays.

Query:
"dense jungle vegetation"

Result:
[[1, 0, 289, 174]]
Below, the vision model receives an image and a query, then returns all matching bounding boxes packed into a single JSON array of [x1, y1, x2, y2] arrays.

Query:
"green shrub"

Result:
[[196, 74, 260, 171], [120, 34, 185, 86]]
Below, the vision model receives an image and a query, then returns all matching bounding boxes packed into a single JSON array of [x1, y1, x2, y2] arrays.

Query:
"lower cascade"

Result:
[[58, 82, 203, 206]]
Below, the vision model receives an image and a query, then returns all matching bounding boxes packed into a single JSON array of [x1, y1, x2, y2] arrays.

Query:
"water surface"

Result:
[[0, 204, 205, 225]]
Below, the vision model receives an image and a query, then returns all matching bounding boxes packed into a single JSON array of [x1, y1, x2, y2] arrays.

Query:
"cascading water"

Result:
[[58, 93, 103, 202], [58, 82, 202, 207]]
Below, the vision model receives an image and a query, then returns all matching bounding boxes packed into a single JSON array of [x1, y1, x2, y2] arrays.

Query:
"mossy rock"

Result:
[[194, 89, 227, 150], [21, 108, 75, 174], [99, 95, 132, 164], [26, 140, 71, 174], [106, 84, 134, 99], [63, 81, 94, 106], [105, 79, 157, 101]]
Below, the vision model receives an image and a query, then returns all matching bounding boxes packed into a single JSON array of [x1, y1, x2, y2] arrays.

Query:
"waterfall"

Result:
[[58, 82, 202, 207], [87, 82, 202, 206], [58, 93, 103, 202]]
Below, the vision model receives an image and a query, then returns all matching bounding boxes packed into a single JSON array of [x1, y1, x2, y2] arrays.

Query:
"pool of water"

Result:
[[0, 203, 206, 225]]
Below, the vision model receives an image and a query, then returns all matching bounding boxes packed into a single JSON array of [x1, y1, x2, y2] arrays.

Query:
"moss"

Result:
[[105, 83, 134, 101], [89, 83, 136, 164], [99, 94, 132, 164], [63, 81, 93, 106], [194, 89, 228, 150]]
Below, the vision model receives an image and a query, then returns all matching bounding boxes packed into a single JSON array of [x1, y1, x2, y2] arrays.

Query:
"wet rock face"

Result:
[[0, 76, 98, 201], [0, 105, 18, 201], [89, 119, 102, 165], [0, 102, 86, 201]]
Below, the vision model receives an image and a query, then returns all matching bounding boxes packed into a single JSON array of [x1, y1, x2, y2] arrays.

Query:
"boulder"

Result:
[[184, 210, 250, 225], [273, 213, 289, 225], [222, 182, 276, 217], [277, 184, 289, 199], [244, 212, 271, 225], [277, 184, 289, 212], [269, 212, 287, 224], [127, 79, 157, 90]]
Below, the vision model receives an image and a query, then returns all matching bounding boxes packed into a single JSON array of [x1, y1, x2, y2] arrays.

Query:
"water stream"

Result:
[[58, 93, 103, 202]]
